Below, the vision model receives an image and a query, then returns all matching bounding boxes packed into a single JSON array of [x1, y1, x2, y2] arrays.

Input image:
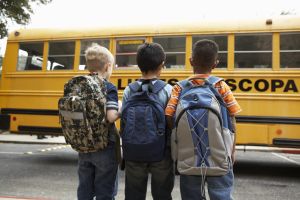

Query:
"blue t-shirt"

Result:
[[105, 81, 119, 111], [105, 80, 119, 142]]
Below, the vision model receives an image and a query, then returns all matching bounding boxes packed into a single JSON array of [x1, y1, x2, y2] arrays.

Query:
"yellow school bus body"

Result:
[[0, 16, 299, 148]]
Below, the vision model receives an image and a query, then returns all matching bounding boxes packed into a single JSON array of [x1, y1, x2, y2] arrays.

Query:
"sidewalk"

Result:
[[1, 131, 299, 153], [0, 131, 66, 145]]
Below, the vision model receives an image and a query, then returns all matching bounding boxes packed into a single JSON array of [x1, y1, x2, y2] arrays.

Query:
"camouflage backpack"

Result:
[[58, 74, 108, 153]]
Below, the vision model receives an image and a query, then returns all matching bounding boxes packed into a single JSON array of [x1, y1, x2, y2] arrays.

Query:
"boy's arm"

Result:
[[166, 116, 174, 130], [105, 82, 121, 123], [106, 101, 122, 123], [216, 81, 241, 164], [165, 84, 181, 130], [231, 116, 237, 164]]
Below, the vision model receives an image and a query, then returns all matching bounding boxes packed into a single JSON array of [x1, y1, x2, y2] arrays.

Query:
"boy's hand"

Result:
[[118, 100, 122, 116]]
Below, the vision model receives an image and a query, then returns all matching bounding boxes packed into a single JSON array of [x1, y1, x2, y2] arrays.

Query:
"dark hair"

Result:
[[192, 39, 218, 68], [136, 43, 166, 73]]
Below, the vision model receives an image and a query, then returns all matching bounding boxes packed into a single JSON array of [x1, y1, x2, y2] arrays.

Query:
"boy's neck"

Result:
[[89, 70, 106, 79], [141, 73, 159, 80], [193, 68, 212, 75]]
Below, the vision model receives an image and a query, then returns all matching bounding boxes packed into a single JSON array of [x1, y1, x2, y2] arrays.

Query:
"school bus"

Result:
[[0, 16, 299, 148]]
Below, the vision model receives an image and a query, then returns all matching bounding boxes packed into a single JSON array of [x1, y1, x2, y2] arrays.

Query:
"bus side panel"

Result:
[[236, 123, 269, 145], [269, 124, 300, 147], [9, 114, 60, 133]]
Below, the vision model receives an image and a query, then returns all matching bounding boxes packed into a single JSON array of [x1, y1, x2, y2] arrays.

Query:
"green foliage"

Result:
[[0, 0, 52, 38]]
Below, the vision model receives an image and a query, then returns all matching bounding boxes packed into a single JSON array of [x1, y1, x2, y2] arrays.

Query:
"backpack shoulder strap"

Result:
[[128, 81, 141, 93], [207, 76, 224, 86], [176, 79, 190, 89], [206, 76, 226, 106], [176, 79, 193, 96], [152, 80, 167, 94]]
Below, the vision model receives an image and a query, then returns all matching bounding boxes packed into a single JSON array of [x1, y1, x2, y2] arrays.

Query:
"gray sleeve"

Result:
[[165, 84, 173, 99], [121, 86, 130, 112], [160, 84, 173, 108]]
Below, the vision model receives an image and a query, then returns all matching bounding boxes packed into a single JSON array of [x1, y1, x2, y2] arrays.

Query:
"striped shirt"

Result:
[[165, 74, 242, 117]]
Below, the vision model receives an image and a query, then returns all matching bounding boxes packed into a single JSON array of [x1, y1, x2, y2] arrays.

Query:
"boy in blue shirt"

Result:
[[77, 43, 121, 200]]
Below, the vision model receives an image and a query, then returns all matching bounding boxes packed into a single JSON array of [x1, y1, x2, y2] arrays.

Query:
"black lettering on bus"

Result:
[[255, 79, 269, 92], [117, 79, 125, 90], [117, 79, 134, 90], [271, 79, 284, 92], [239, 79, 252, 92], [284, 80, 299, 92], [225, 79, 237, 91], [168, 79, 179, 86]]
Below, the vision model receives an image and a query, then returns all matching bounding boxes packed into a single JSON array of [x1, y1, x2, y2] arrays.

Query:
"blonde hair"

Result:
[[85, 43, 114, 72]]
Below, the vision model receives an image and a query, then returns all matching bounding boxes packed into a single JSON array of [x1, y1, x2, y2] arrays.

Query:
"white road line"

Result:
[[0, 152, 24, 155], [272, 153, 300, 166], [0, 145, 71, 155]]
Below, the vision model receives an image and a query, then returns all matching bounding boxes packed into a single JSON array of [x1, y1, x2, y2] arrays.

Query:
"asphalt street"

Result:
[[0, 138, 299, 200]]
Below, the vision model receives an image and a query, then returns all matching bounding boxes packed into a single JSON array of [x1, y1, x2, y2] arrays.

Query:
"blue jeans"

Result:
[[180, 169, 234, 200], [125, 149, 174, 200], [77, 144, 118, 200]]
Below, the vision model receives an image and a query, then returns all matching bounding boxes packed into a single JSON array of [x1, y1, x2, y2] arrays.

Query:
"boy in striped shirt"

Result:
[[165, 39, 241, 200]]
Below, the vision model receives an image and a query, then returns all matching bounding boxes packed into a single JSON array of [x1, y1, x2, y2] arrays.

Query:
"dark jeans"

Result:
[[124, 149, 174, 200], [180, 168, 234, 200], [77, 144, 118, 200]]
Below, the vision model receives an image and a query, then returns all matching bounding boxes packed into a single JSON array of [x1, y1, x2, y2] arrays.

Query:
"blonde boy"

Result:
[[77, 43, 120, 200]]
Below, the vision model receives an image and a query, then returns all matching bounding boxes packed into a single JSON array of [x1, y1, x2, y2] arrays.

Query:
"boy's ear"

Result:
[[156, 62, 164, 73], [104, 63, 109, 72], [212, 60, 219, 69], [189, 58, 194, 66], [159, 61, 165, 69]]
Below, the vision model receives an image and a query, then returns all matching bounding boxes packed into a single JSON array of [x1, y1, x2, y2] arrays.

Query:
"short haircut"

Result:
[[136, 42, 166, 73], [85, 43, 114, 72], [192, 39, 218, 68]]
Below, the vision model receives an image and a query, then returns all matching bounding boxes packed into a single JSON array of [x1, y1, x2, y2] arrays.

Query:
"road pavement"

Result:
[[0, 133, 299, 200]]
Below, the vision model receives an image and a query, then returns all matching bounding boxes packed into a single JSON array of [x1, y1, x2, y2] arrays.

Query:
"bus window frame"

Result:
[[16, 42, 44, 72], [46, 40, 76, 71], [114, 37, 145, 70], [152, 35, 186, 70], [191, 34, 229, 70], [279, 32, 300, 69], [234, 33, 273, 70], [78, 38, 110, 71]]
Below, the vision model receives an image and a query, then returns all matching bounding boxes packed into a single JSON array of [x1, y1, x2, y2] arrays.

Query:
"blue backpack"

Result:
[[121, 80, 167, 162], [171, 76, 234, 177]]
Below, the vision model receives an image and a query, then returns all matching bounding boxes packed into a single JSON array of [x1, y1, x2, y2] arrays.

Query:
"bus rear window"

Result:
[[280, 33, 300, 68], [17, 42, 43, 71], [192, 35, 227, 68], [47, 41, 75, 70], [79, 39, 110, 70], [235, 34, 272, 69], [153, 37, 185, 69], [116, 39, 145, 68]]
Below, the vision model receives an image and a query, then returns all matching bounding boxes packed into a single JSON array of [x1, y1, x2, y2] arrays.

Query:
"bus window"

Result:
[[192, 35, 227, 68], [79, 39, 110, 70], [17, 42, 43, 71], [47, 41, 75, 70], [280, 32, 300, 68], [115, 39, 145, 68], [153, 37, 185, 69], [235, 34, 272, 69]]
